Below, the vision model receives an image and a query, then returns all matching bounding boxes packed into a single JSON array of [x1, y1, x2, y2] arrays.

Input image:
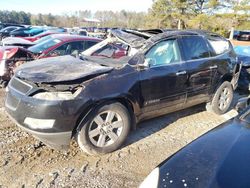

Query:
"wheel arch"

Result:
[[212, 73, 233, 93], [72, 97, 137, 137]]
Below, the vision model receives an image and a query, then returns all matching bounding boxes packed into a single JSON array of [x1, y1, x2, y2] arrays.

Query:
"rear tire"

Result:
[[77, 102, 131, 155], [206, 81, 233, 115]]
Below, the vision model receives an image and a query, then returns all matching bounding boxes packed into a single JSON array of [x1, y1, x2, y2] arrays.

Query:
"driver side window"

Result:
[[47, 43, 68, 56], [145, 39, 181, 67]]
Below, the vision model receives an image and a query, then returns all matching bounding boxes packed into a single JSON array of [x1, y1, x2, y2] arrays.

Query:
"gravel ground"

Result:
[[0, 88, 243, 188]]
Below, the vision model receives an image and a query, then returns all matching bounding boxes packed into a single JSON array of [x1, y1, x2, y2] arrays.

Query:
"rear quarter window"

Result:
[[207, 36, 231, 55]]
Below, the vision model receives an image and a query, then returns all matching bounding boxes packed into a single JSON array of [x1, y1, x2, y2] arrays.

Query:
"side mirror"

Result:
[[138, 59, 151, 70], [235, 97, 250, 112], [138, 58, 156, 70]]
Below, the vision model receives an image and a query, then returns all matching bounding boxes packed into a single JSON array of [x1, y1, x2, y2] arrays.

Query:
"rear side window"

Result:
[[47, 43, 68, 56], [181, 36, 210, 60], [69, 41, 85, 52]]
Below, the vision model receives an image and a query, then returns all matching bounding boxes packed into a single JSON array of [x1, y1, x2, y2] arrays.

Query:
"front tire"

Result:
[[0, 78, 8, 88], [77, 102, 131, 155], [206, 81, 233, 115]]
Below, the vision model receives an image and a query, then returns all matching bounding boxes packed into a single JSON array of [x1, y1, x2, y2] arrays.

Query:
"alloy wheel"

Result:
[[88, 110, 124, 148], [218, 87, 230, 111]]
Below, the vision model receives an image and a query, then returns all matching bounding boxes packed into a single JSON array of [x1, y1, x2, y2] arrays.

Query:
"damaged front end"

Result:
[[238, 56, 250, 91], [0, 47, 35, 86], [235, 46, 250, 91], [5, 55, 116, 150]]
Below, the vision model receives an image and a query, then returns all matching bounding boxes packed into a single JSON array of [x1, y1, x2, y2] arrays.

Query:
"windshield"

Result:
[[28, 38, 62, 53]]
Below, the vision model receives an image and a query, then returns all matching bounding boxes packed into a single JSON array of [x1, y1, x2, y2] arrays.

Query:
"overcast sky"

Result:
[[1, 0, 153, 14]]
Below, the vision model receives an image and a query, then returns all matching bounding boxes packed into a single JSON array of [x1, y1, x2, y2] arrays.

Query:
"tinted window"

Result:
[[85, 40, 98, 49], [68, 41, 84, 53], [48, 41, 83, 56], [181, 36, 210, 60], [47, 43, 68, 56], [145, 39, 181, 67]]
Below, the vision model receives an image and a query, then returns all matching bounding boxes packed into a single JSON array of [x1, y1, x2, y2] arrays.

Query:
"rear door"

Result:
[[179, 35, 217, 106]]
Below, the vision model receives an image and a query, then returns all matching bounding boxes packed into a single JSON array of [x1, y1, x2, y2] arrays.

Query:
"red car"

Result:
[[0, 34, 126, 87]]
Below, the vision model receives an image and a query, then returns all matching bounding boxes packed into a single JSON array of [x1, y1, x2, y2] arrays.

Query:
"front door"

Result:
[[139, 38, 188, 118]]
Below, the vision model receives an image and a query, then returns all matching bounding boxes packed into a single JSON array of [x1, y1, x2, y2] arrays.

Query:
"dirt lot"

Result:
[[0, 88, 241, 188], [230, 39, 250, 46]]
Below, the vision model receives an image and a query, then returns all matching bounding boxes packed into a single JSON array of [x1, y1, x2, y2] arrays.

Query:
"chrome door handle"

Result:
[[176, 71, 187, 76], [209, 65, 218, 69]]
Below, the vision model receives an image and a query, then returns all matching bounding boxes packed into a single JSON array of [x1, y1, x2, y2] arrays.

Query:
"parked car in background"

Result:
[[70, 29, 87, 36], [0, 23, 24, 30], [5, 29, 240, 155], [234, 46, 250, 91], [234, 30, 250, 41], [20, 30, 64, 42], [140, 98, 250, 188], [0, 34, 102, 86], [10, 27, 45, 37], [0, 26, 23, 40], [1, 34, 55, 48]]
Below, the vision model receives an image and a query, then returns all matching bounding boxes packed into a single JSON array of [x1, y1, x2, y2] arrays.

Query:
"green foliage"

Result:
[[146, 0, 250, 36], [93, 10, 146, 29], [0, 10, 31, 24], [0, 1, 249, 37]]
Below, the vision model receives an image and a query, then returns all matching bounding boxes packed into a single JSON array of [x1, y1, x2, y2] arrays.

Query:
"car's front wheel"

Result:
[[206, 81, 233, 115], [77, 102, 131, 155], [0, 78, 8, 88]]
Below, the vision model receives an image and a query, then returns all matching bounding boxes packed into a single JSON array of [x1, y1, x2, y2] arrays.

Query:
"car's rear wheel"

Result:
[[206, 81, 233, 115], [77, 102, 131, 155]]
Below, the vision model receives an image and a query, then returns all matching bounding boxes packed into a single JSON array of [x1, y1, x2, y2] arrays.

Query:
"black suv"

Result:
[[5, 29, 240, 155]]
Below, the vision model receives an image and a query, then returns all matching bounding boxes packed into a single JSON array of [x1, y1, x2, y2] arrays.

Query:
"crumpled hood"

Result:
[[15, 55, 113, 83]]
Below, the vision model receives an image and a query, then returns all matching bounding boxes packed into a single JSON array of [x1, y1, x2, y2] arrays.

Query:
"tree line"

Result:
[[0, 0, 249, 36]]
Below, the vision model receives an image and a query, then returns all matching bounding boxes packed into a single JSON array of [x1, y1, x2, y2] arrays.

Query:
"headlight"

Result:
[[139, 167, 159, 188], [33, 87, 83, 101]]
